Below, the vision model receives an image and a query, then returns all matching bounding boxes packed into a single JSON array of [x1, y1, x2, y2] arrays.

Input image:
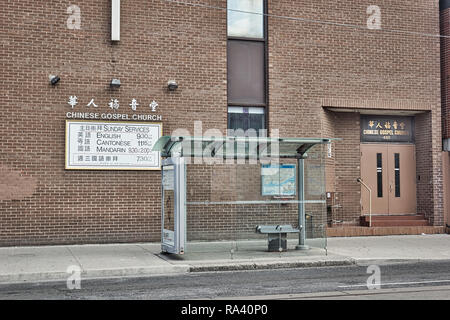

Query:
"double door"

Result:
[[360, 144, 416, 215]]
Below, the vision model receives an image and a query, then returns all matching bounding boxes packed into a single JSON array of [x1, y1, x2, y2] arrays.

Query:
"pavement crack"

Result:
[[66, 247, 84, 272]]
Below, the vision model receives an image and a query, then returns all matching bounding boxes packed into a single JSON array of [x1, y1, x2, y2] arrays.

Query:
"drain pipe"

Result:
[[357, 178, 372, 227]]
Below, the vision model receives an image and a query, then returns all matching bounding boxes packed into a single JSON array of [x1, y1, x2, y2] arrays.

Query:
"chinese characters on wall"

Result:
[[64, 94, 164, 170], [68, 96, 158, 112], [361, 116, 414, 143]]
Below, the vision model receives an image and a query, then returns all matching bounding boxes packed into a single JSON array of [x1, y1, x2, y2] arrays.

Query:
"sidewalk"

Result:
[[0, 234, 448, 284]]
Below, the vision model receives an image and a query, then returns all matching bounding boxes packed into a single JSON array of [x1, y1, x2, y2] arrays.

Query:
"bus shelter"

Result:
[[152, 136, 337, 256]]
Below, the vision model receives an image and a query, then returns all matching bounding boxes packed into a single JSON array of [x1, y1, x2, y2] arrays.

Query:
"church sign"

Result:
[[65, 120, 162, 170], [360, 116, 414, 143]]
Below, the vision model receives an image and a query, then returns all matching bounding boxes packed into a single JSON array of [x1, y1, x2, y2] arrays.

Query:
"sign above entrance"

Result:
[[361, 116, 414, 143]]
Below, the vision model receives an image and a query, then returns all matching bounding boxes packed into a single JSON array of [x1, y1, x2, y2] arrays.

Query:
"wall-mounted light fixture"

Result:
[[167, 80, 178, 91], [49, 75, 60, 86], [110, 79, 121, 89]]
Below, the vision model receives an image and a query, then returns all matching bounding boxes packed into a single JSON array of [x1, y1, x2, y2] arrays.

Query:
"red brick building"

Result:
[[441, 0, 450, 230], [0, 0, 447, 246]]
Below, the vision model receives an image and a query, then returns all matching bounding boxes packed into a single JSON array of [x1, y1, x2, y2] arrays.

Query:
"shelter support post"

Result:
[[296, 156, 310, 250]]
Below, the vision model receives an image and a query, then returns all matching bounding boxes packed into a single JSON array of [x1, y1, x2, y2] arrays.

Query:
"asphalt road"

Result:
[[0, 260, 450, 300]]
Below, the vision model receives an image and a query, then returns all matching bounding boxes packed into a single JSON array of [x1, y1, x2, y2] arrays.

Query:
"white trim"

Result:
[[111, 0, 120, 41], [228, 106, 265, 114]]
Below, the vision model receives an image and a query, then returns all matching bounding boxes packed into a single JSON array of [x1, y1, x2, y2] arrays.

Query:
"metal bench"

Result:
[[255, 225, 300, 252]]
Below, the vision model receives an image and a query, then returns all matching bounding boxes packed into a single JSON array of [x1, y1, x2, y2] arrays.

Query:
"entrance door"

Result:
[[386, 145, 417, 214], [360, 144, 416, 215]]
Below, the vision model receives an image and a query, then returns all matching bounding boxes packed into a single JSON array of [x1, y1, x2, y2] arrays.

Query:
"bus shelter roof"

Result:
[[152, 136, 339, 159]]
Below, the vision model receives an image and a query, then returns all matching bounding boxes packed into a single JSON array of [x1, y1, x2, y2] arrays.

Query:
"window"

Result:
[[227, 0, 264, 39], [227, 40, 265, 105], [394, 153, 400, 197], [227, 0, 267, 134], [228, 107, 265, 135], [377, 153, 383, 198]]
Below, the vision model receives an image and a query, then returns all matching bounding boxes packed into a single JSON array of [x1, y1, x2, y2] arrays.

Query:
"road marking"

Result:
[[338, 279, 450, 288], [214, 285, 450, 300]]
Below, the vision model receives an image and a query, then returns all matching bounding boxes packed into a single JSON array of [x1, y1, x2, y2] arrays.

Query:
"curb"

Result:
[[6, 258, 449, 285], [354, 258, 450, 266], [0, 265, 190, 285], [188, 258, 356, 272], [0, 259, 355, 284]]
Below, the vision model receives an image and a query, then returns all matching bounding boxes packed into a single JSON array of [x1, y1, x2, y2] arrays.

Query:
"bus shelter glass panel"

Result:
[[184, 144, 327, 257], [162, 164, 175, 249], [303, 144, 327, 249], [161, 158, 186, 254]]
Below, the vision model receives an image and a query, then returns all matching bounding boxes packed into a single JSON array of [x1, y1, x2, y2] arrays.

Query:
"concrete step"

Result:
[[326, 226, 445, 237], [360, 215, 429, 227], [367, 220, 429, 227], [361, 215, 426, 221]]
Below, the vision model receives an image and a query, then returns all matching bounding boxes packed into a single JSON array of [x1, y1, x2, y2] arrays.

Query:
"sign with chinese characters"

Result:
[[65, 120, 162, 170], [261, 164, 296, 196], [67, 96, 159, 112], [360, 116, 414, 143], [66, 96, 162, 121]]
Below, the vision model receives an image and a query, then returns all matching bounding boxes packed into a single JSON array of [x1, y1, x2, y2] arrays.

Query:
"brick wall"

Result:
[[440, 2, 450, 229], [441, 6, 450, 139], [443, 152, 450, 227], [268, 0, 442, 226], [186, 161, 327, 240], [0, 0, 444, 245], [0, 0, 228, 245], [333, 113, 362, 225], [416, 113, 435, 224]]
